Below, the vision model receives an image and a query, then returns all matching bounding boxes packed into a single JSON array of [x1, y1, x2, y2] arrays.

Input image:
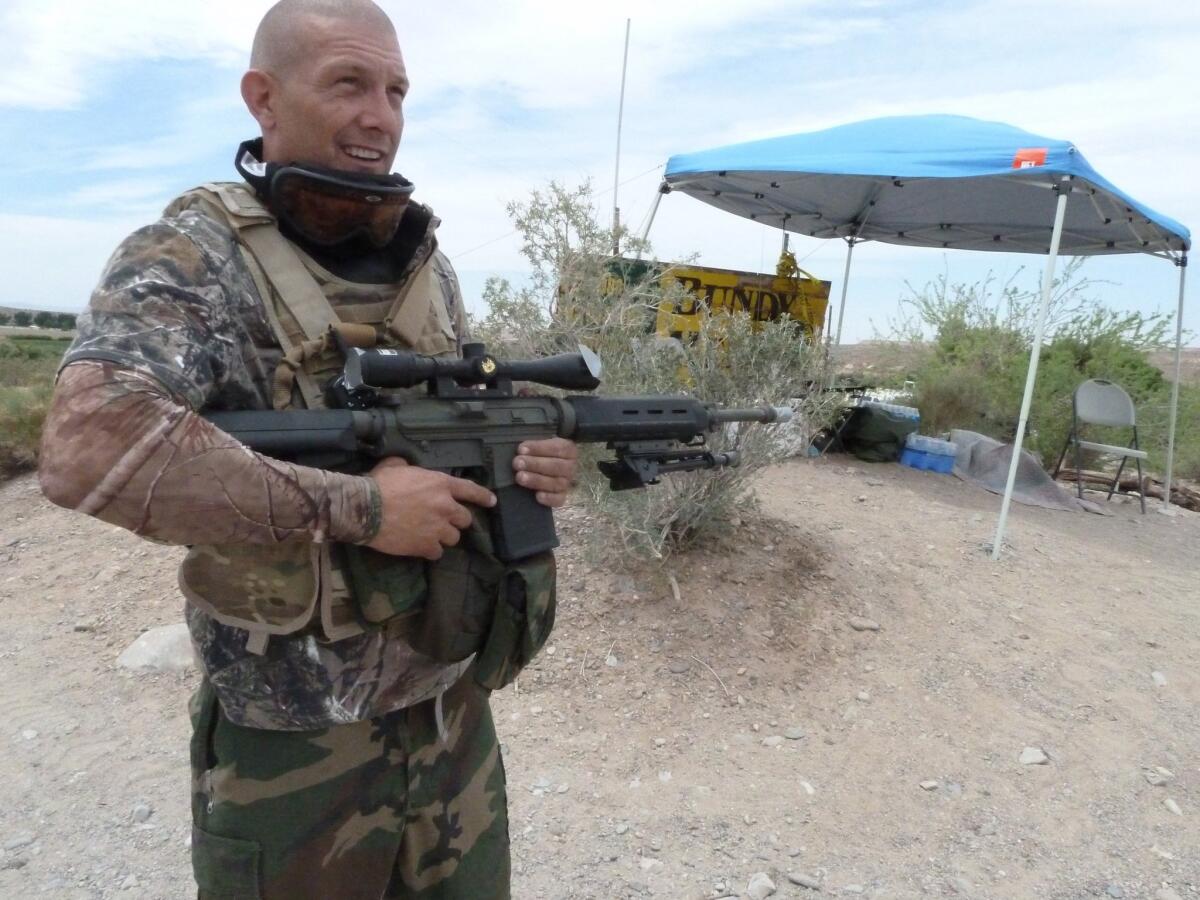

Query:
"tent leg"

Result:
[[831, 237, 857, 348], [1161, 255, 1188, 510], [990, 182, 1072, 561], [634, 182, 668, 261]]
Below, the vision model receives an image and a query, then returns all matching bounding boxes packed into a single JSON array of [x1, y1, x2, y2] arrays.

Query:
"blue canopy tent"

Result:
[[642, 115, 1190, 556]]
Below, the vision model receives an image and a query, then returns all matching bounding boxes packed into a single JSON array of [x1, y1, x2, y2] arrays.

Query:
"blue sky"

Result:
[[1, 0, 1196, 345]]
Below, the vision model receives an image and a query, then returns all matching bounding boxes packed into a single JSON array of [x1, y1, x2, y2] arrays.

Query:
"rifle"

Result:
[[204, 342, 791, 562]]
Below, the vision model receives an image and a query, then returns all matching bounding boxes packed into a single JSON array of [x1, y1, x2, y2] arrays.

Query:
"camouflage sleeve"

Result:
[[39, 361, 381, 546], [62, 216, 248, 411]]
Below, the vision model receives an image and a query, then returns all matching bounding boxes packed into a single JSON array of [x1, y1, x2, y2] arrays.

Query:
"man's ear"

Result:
[[241, 69, 277, 130]]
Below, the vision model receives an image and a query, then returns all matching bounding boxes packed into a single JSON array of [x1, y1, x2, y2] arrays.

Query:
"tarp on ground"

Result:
[[950, 430, 1102, 514]]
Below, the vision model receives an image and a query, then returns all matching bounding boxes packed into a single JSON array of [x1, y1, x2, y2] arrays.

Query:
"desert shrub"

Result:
[[911, 368, 1000, 438], [1138, 382, 1200, 482], [0, 383, 54, 477], [472, 182, 838, 559], [884, 261, 1195, 478], [0, 337, 67, 479]]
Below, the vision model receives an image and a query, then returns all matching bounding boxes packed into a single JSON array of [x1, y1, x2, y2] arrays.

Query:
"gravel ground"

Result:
[[1, 456, 1197, 899]]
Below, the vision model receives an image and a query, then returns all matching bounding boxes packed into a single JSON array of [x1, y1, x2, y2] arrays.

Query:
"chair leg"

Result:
[[1072, 432, 1085, 501], [1052, 432, 1072, 480], [1108, 457, 1127, 501], [1132, 427, 1146, 514]]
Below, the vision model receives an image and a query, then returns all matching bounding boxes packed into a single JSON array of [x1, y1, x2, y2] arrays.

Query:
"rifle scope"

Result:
[[344, 343, 602, 392]]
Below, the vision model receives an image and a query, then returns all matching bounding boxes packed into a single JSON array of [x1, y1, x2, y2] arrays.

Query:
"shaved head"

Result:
[[241, 0, 407, 173], [250, 0, 396, 75]]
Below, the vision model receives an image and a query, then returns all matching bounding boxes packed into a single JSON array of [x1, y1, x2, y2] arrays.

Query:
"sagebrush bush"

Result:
[[471, 182, 839, 559]]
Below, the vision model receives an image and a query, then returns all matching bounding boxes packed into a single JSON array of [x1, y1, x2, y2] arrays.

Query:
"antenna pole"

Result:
[[612, 18, 631, 256]]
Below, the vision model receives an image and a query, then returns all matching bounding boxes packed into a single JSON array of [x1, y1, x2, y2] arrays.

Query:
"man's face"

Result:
[[260, 15, 408, 175]]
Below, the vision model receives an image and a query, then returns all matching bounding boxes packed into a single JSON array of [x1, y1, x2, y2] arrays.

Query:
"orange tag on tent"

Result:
[[1012, 147, 1048, 169]]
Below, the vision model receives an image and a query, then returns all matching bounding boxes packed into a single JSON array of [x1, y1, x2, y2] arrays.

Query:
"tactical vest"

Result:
[[164, 183, 555, 689]]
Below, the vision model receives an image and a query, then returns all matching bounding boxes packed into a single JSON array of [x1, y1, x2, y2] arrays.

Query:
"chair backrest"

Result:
[[1074, 379, 1136, 427]]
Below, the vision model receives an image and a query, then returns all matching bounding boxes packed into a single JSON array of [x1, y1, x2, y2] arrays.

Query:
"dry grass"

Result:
[[0, 336, 68, 480]]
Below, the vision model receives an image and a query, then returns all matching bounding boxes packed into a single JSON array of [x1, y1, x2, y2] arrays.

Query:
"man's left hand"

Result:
[[513, 438, 578, 508]]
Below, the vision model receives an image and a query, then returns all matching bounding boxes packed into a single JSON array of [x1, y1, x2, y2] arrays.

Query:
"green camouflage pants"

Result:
[[189, 671, 510, 899]]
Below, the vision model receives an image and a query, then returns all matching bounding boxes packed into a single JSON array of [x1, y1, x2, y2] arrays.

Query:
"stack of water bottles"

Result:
[[899, 432, 958, 474]]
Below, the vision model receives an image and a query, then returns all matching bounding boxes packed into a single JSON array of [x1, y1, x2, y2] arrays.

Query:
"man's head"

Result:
[[242, 0, 407, 175]]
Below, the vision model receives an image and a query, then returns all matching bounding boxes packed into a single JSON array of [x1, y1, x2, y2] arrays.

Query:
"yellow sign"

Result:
[[601, 257, 830, 340]]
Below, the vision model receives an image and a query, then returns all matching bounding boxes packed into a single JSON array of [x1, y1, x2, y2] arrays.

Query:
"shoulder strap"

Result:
[[165, 182, 273, 227], [170, 183, 338, 344], [168, 183, 338, 408], [205, 182, 275, 223]]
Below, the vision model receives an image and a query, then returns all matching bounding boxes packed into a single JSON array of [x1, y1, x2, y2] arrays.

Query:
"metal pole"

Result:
[[991, 180, 1072, 560], [782, 232, 790, 254], [611, 18, 631, 256], [830, 188, 882, 350], [1161, 254, 1188, 510], [634, 182, 666, 261], [831, 237, 857, 348]]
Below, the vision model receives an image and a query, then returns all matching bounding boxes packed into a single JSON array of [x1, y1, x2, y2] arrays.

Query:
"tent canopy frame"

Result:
[[647, 115, 1190, 547]]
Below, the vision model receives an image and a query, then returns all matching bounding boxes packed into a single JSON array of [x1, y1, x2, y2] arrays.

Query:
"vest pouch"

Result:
[[473, 552, 557, 692], [339, 521, 505, 664], [179, 542, 319, 635], [340, 544, 429, 625], [407, 538, 505, 663]]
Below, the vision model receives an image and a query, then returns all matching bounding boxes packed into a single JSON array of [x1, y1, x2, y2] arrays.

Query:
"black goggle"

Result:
[[236, 142, 415, 248], [269, 166, 414, 247]]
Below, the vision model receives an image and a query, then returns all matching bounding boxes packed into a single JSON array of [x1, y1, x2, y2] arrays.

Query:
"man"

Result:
[[39, 1, 576, 897]]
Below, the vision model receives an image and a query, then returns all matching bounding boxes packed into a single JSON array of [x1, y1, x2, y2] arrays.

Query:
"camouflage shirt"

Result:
[[48, 194, 473, 730]]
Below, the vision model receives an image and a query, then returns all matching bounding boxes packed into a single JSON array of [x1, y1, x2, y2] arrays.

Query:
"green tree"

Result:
[[13, 311, 32, 327]]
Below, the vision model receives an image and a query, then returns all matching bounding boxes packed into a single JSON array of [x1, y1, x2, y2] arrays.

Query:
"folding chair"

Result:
[[1052, 379, 1148, 513]]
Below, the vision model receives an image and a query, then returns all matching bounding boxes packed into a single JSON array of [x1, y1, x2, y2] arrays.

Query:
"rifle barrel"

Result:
[[707, 405, 793, 425]]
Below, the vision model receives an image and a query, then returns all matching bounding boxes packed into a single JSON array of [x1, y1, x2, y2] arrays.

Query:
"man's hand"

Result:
[[513, 438, 579, 508], [365, 458, 496, 559]]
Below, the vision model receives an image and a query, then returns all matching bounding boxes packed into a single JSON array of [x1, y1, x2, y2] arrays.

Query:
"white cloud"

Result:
[[389, 0, 822, 109], [0, 212, 147, 312], [0, 1, 266, 109], [0, 0, 1195, 344], [79, 92, 247, 170], [62, 177, 179, 219], [0, 0, 821, 111]]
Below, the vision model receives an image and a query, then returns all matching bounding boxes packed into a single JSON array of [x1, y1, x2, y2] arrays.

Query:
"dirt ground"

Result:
[[1, 457, 1197, 900]]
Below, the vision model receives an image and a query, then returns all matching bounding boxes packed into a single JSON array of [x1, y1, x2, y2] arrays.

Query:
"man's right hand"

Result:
[[365, 457, 497, 559]]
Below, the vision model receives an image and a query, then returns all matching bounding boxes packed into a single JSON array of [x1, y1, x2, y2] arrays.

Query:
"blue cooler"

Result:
[[899, 433, 958, 474]]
